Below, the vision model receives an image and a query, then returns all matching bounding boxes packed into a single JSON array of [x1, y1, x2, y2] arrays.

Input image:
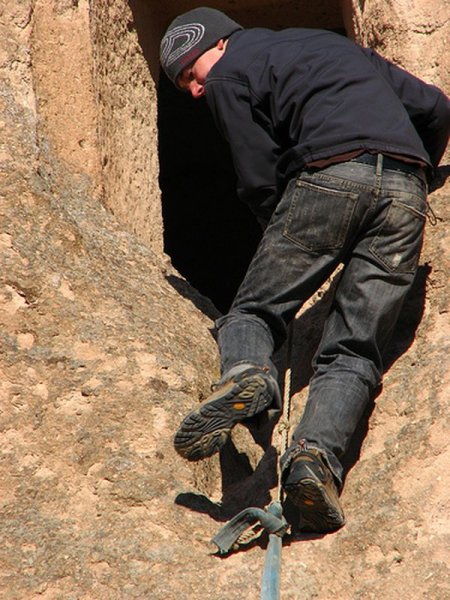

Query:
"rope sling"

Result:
[[211, 325, 294, 599]]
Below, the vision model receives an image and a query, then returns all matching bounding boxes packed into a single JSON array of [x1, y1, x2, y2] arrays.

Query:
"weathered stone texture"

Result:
[[0, 1, 449, 598], [31, 0, 101, 190], [346, 0, 449, 93], [90, 1, 164, 253]]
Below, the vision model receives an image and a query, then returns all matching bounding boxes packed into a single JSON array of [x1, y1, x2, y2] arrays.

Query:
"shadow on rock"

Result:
[[175, 437, 278, 522], [382, 263, 431, 370], [175, 492, 225, 521], [166, 273, 221, 323], [429, 164, 450, 193]]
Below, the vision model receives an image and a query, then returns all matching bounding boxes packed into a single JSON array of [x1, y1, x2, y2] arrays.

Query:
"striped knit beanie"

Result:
[[160, 7, 242, 87]]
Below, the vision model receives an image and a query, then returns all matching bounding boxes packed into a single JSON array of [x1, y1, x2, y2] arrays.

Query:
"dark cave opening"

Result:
[[157, 72, 262, 314]]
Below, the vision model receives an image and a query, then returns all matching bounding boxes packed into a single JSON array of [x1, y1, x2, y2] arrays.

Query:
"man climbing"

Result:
[[159, 7, 450, 532]]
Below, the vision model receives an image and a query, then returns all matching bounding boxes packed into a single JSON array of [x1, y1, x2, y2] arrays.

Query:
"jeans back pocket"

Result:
[[369, 200, 426, 273], [283, 179, 358, 253]]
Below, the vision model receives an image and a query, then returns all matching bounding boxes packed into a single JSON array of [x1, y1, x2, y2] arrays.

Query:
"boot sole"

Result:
[[285, 476, 345, 532], [174, 372, 273, 461]]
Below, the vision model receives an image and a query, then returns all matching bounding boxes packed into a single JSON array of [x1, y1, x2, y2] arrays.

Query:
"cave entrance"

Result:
[[157, 1, 345, 313]]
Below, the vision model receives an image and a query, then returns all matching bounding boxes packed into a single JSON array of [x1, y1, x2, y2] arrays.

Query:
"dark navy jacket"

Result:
[[204, 28, 450, 222]]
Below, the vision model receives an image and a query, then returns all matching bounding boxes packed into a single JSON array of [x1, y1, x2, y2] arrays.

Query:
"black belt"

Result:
[[351, 152, 426, 178]]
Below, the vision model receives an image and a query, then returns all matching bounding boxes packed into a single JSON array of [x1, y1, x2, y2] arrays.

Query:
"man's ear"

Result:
[[217, 39, 226, 50]]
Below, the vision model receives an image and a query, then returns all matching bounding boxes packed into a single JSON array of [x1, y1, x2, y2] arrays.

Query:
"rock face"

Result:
[[0, 1, 449, 599], [347, 0, 449, 92]]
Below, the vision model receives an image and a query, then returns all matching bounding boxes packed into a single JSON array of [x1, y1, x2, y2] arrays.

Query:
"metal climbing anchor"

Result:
[[211, 501, 289, 600]]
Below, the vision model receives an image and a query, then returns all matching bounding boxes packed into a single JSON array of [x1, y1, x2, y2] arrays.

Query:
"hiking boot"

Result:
[[174, 366, 277, 461], [282, 448, 345, 533]]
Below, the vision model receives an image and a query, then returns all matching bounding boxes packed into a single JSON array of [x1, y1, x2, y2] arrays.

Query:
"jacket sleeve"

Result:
[[205, 77, 282, 226], [361, 48, 450, 168]]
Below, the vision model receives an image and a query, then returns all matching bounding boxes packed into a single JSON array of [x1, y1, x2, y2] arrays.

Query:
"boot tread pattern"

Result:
[[174, 373, 273, 461]]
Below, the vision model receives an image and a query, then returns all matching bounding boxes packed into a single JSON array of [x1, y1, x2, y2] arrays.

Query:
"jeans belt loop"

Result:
[[376, 153, 383, 187]]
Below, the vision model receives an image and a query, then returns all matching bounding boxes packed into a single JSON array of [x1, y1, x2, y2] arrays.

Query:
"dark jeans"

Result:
[[216, 154, 427, 485]]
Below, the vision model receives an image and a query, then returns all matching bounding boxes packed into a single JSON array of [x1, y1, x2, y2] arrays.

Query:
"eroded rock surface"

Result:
[[1, 1, 449, 599]]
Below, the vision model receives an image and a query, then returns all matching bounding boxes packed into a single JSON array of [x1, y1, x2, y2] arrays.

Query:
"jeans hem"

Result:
[[281, 440, 343, 490]]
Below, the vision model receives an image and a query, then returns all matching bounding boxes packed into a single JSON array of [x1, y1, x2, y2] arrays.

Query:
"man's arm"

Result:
[[360, 48, 450, 168], [206, 77, 282, 227]]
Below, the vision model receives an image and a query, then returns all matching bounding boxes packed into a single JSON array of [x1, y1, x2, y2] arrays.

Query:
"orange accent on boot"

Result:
[[233, 402, 246, 410]]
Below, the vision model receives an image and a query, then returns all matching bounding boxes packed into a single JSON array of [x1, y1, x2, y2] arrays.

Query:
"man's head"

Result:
[[160, 7, 242, 95]]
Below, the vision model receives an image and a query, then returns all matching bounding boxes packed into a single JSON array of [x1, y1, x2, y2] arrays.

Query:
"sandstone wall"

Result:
[[3, 0, 165, 255], [345, 0, 449, 93], [90, 1, 164, 253], [31, 0, 101, 192], [1, 4, 222, 598], [0, 1, 449, 598]]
